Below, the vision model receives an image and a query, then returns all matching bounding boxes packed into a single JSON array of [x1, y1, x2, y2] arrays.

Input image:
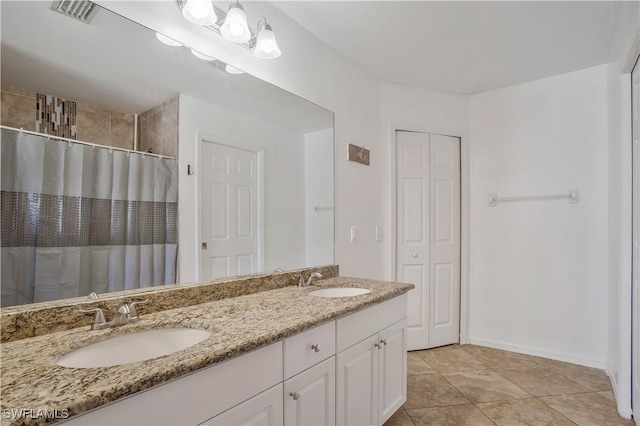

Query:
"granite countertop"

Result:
[[0, 277, 413, 425]]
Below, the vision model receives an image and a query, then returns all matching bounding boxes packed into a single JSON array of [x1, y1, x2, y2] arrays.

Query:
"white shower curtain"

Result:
[[0, 129, 178, 307]]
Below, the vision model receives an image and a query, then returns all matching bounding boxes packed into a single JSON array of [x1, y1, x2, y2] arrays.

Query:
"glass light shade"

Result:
[[225, 64, 245, 75], [155, 33, 183, 47], [221, 4, 251, 43], [182, 0, 217, 26], [254, 23, 281, 59], [190, 49, 216, 61]]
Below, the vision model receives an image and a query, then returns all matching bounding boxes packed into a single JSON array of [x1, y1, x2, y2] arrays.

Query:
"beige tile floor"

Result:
[[385, 344, 635, 426]]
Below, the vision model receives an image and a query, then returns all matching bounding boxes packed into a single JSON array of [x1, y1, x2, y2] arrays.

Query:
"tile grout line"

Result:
[[533, 395, 580, 425]]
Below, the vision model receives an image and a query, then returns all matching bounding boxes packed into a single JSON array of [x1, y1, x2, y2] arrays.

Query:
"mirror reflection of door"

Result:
[[200, 141, 260, 280]]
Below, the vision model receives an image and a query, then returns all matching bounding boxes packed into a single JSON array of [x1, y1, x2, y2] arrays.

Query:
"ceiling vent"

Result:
[[50, 1, 100, 24]]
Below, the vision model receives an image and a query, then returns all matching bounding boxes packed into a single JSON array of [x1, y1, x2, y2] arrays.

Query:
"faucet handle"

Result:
[[128, 299, 149, 321], [79, 308, 107, 330]]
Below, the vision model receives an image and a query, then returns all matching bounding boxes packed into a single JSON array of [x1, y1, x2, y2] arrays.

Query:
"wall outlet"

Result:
[[350, 226, 357, 242]]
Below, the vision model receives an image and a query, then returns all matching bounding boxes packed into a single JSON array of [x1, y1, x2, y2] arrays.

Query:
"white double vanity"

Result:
[[0, 274, 412, 426]]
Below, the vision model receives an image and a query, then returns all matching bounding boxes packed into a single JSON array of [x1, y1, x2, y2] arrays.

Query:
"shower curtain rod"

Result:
[[0, 125, 175, 160]]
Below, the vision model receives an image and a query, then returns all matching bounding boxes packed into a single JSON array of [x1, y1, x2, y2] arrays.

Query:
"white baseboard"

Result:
[[467, 337, 607, 369]]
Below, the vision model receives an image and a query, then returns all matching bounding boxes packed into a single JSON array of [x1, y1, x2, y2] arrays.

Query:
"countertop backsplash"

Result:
[[0, 265, 339, 343]]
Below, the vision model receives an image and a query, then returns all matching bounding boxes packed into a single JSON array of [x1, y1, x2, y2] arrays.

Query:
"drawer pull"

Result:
[[374, 342, 381, 349], [311, 344, 320, 353], [381, 339, 387, 346], [290, 392, 300, 400]]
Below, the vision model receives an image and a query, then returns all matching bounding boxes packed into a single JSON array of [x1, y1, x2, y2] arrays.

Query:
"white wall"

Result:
[[468, 65, 610, 367], [305, 128, 334, 267], [179, 95, 307, 281]]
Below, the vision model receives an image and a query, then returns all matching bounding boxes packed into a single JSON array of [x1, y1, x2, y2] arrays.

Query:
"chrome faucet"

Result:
[[80, 299, 149, 330], [298, 272, 323, 287]]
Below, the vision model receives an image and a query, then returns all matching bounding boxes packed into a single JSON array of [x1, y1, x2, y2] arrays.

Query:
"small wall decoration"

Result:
[[348, 143, 370, 166], [35, 93, 77, 139]]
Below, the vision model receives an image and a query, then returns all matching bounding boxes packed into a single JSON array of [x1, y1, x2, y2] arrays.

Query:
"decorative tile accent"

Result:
[[35, 93, 77, 139], [1, 191, 178, 247]]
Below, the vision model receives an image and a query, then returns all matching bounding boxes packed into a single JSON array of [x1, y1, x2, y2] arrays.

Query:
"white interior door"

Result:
[[395, 130, 460, 350], [429, 134, 461, 347], [200, 141, 258, 280], [631, 54, 639, 425], [396, 131, 431, 350]]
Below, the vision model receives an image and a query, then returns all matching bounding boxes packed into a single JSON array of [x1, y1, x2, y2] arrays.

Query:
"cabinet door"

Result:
[[336, 334, 379, 426], [201, 384, 283, 426], [378, 319, 407, 424], [284, 357, 335, 426]]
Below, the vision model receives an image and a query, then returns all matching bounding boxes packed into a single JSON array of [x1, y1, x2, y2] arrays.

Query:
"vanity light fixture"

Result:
[[156, 32, 183, 47], [190, 48, 216, 61], [220, 0, 251, 43], [253, 17, 281, 59], [176, 0, 281, 59], [181, 0, 217, 25]]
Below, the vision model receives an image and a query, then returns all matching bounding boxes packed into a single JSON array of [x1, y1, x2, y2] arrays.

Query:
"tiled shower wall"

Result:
[[1, 85, 136, 150], [138, 96, 179, 158]]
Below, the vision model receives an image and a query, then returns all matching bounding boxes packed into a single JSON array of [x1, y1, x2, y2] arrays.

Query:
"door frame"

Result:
[[197, 132, 265, 281], [388, 122, 470, 344], [614, 31, 640, 420]]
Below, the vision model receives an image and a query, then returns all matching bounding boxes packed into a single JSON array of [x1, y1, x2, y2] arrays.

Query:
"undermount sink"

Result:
[[56, 328, 211, 369], [307, 287, 371, 298]]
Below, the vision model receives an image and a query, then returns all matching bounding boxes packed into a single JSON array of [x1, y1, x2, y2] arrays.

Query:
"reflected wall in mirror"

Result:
[[0, 1, 334, 307]]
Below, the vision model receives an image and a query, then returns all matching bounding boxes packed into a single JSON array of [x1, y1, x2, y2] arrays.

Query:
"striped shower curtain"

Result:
[[0, 129, 178, 307]]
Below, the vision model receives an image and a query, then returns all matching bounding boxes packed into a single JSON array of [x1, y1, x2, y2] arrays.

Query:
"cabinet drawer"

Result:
[[62, 341, 283, 425], [284, 321, 336, 379], [337, 294, 407, 352]]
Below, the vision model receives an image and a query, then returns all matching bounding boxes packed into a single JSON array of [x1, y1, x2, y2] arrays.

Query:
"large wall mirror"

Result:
[[0, 1, 334, 307]]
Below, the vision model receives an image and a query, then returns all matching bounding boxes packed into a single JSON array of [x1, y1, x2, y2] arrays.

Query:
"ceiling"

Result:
[[0, 1, 332, 133], [273, 1, 623, 95]]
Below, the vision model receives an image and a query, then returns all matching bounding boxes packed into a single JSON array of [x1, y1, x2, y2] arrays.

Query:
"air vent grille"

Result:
[[50, 0, 99, 24]]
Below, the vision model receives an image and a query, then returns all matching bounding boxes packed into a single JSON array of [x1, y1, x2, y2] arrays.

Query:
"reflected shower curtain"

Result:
[[0, 129, 178, 307]]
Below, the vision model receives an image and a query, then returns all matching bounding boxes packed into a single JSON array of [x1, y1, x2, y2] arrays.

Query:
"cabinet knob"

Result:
[[374, 342, 381, 349], [290, 392, 300, 401], [411, 252, 418, 258], [381, 339, 387, 346], [311, 344, 320, 353]]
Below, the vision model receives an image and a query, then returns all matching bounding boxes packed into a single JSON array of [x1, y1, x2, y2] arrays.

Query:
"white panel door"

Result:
[[336, 334, 379, 426], [202, 384, 283, 426], [396, 130, 430, 350], [378, 319, 407, 424], [284, 357, 335, 426], [429, 134, 461, 347], [200, 141, 257, 280], [631, 55, 639, 426]]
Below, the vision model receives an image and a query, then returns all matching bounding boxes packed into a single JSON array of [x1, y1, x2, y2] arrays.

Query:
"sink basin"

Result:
[[307, 287, 371, 298], [56, 328, 211, 368]]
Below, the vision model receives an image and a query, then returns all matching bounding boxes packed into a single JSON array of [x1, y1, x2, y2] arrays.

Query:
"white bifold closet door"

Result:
[[395, 131, 461, 351]]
